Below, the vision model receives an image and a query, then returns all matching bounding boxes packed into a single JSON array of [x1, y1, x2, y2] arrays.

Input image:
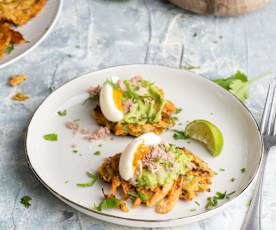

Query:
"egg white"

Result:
[[119, 132, 162, 181], [99, 76, 124, 122]]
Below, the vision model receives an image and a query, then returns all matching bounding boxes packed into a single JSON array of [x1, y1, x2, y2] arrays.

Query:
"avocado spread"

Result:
[[136, 145, 192, 190], [108, 77, 166, 125]]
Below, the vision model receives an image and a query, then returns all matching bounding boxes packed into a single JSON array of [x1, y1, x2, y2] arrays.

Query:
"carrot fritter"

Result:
[[0, 0, 47, 26], [0, 23, 25, 57], [92, 100, 177, 137], [98, 148, 215, 213]]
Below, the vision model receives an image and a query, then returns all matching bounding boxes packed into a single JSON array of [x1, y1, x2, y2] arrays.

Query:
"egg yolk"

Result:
[[133, 144, 150, 171], [113, 89, 124, 112]]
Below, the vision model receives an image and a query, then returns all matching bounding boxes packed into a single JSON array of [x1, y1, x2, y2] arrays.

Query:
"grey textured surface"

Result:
[[1, 0, 276, 229]]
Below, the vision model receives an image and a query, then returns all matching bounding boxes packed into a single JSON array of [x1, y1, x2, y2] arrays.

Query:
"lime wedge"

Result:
[[185, 120, 223, 157]]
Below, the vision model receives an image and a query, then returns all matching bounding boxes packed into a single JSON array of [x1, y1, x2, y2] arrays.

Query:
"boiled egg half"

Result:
[[99, 76, 124, 122], [119, 132, 162, 181]]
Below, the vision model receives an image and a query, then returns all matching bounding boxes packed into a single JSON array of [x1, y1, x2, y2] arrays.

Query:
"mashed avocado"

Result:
[[136, 147, 192, 189], [111, 79, 166, 125]]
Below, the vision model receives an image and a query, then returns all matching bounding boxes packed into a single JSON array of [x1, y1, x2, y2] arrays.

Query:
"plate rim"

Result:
[[0, 0, 63, 69], [24, 64, 264, 224]]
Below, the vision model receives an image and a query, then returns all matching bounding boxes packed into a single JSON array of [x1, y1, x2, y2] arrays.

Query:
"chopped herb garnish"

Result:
[[241, 168, 246, 173], [193, 32, 197, 37], [138, 192, 148, 202], [73, 150, 78, 154], [170, 116, 178, 123], [65, 180, 69, 184], [20, 195, 32, 208], [94, 151, 101, 156], [219, 168, 225, 172], [94, 197, 121, 212], [57, 110, 67, 117], [6, 44, 14, 54], [190, 208, 197, 212], [226, 191, 236, 198], [175, 107, 182, 114], [128, 191, 148, 202], [43, 133, 58, 141], [75, 45, 80, 48], [82, 95, 98, 105], [172, 129, 188, 140], [127, 191, 138, 202], [205, 192, 225, 209], [230, 177, 236, 182], [178, 122, 183, 126], [194, 201, 200, 206], [205, 191, 236, 210], [98, 144, 102, 147], [73, 118, 80, 122], [77, 171, 97, 187], [128, 192, 138, 198], [247, 198, 252, 207], [182, 65, 200, 71], [219, 35, 223, 39]]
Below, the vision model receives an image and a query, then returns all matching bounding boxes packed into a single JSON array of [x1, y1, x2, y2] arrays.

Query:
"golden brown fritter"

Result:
[[0, 23, 25, 57], [0, 0, 47, 26], [98, 148, 215, 213], [92, 100, 177, 137]]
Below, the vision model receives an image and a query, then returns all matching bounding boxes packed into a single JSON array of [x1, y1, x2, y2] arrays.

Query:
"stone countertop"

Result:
[[0, 0, 276, 229]]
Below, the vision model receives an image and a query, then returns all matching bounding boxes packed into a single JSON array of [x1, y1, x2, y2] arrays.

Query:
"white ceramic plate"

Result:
[[0, 0, 63, 69], [25, 65, 263, 228]]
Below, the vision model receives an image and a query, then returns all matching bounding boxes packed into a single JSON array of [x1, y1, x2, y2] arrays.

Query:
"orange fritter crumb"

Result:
[[8, 74, 28, 87], [11, 92, 30, 101]]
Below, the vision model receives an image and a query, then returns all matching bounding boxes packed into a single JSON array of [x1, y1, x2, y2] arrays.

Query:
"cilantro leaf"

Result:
[[94, 197, 121, 212], [213, 71, 250, 102], [213, 71, 248, 90], [172, 129, 188, 140], [229, 80, 249, 102], [43, 133, 58, 141], [20, 195, 32, 208]]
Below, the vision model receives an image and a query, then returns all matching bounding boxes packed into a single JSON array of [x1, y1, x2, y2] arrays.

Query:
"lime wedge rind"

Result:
[[185, 120, 224, 157]]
